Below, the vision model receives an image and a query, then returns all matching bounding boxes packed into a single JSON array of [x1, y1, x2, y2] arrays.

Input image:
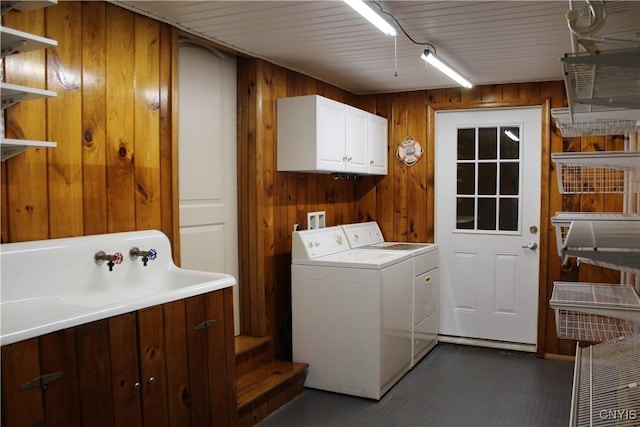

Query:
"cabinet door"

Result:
[[345, 106, 369, 174], [137, 306, 170, 427], [368, 114, 388, 175], [185, 289, 237, 427], [317, 97, 346, 171], [1, 338, 45, 426]]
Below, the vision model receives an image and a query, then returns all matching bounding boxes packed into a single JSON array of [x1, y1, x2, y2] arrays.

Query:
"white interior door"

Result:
[[178, 41, 239, 334], [435, 107, 541, 347]]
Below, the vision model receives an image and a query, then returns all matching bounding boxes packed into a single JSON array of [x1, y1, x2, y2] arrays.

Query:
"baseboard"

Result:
[[437, 335, 537, 353]]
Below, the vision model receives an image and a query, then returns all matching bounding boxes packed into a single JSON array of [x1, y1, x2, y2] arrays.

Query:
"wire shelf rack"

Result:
[[570, 336, 640, 427], [551, 107, 640, 137], [551, 151, 640, 194], [562, 48, 640, 111], [551, 212, 640, 257], [551, 282, 640, 322], [556, 310, 637, 342]]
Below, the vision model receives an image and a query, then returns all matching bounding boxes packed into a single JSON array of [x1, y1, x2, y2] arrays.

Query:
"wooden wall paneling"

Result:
[[1, 165, 7, 241], [519, 82, 542, 100], [426, 88, 448, 105], [108, 313, 143, 427], [536, 98, 553, 357], [258, 60, 277, 341], [480, 84, 502, 102], [375, 94, 394, 237], [133, 14, 162, 231], [272, 64, 292, 359], [76, 319, 115, 426], [391, 93, 409, 241], [162, 300, 191, 426], [39, 329, 81, 427], [105, 4, 136, 232], [1, 338, 44, 426], [81, 1, 108, 236], [46, 2, 83, 238], [501, 83, 519, 100], [3, 9, 50, 242], [237, 57, 258, 334], [460, 86, 482, 103], [544, 81, 574, 356], [407, 90, 429, 242], [160, 27, 178, 252]]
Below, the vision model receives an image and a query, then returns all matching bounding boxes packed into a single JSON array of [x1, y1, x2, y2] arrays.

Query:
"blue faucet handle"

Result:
[[148, 248, 157, 260]]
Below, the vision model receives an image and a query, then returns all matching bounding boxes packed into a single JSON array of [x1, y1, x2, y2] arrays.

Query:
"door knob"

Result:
[[521, 242, 538, 250]]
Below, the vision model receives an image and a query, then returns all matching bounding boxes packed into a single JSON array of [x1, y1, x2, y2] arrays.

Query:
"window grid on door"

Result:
[[455, 126, 522, 233]]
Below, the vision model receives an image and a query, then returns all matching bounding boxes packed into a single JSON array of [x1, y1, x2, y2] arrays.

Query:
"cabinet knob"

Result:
[[425, 276, 431, 285], [148, 377, 156, 385], [132, 382, 141, 391], [370, 160, 374, 165]]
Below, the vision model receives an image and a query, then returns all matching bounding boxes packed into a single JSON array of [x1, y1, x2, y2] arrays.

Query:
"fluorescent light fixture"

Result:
[[504, 130, 520, 142], [344, 0, 397, 36], [420, 49, 473, 88]]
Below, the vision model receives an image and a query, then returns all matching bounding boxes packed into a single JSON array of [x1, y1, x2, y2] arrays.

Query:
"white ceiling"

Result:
[[114, 1, 640, 94]]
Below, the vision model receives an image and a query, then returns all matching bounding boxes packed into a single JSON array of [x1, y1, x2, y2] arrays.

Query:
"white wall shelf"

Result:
[[1, 138, 56, 161], [1, 0, 57, 16], [1, 26, 57, 58], [1, 82, 56, 110], [551, 107, 640, 137]]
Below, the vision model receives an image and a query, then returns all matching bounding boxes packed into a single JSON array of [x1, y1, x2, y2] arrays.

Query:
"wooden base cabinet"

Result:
[[1, 287, 237, 427]]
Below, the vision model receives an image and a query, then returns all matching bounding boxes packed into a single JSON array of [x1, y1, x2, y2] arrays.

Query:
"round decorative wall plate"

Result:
[[396, 137, 423, 166]]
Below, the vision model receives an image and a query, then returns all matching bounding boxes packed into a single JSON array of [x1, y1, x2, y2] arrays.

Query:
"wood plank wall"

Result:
[[1, 2, 176, 243], [2, 3, 624, 361]]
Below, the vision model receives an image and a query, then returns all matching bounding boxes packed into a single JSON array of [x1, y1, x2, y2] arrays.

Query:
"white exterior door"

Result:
[[435, 107, 541, 347], [178, 42, 239, 333]]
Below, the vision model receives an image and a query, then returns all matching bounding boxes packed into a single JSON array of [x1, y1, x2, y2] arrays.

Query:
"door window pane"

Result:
[[478, 127, 497, 159], [478, 163, 497, 195], [456, 198, 474, 229], [457, 128, 475, 160], [500, 127, 520, 159], [499, 198, 518, 231], [457, 164, 475, 195], [500, 163, 519, 195], [478, 198, 496, 230]]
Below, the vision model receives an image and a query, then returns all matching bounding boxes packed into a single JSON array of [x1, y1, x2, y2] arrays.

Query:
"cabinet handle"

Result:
[[370, 160, 374, 165], [20, 372, 64, 391], [424, 276, 431, 285], [342, 156, 348, 161], [347, 156, 352, 161], [194, 319, 217, 330], [132, 382, 141, 391]]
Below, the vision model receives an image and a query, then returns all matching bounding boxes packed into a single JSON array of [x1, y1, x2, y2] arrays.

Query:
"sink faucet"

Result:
[[129, 247, 157, 266], [94, 251, 123, 271]]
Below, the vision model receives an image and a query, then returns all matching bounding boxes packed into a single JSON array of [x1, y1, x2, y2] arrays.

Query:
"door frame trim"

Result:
[[428, 98, 551, 355]]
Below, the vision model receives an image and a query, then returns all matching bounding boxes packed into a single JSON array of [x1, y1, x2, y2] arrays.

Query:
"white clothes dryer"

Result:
[[291, 226, 413, 400], [341, 221, 440, 367]]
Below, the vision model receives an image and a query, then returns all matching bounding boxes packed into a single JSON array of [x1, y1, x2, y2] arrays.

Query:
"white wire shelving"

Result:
[[551, 151, 640, 194], [551, 212, 640, 257], [551, 107, 640, 138], [570, 336, 640, 427]]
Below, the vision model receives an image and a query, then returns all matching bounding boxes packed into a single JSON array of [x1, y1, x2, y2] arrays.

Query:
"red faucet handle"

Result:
[[112, 252, 124, 264]]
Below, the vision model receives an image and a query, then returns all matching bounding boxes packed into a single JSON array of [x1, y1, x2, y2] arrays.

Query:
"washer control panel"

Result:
[[292, 226, 349, 259]]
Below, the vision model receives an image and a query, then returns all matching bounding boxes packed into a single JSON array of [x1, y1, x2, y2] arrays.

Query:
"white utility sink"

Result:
[[0, 230, 236, 345]]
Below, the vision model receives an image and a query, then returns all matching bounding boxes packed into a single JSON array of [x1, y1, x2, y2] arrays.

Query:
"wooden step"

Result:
[[235, 335, 271, 357], [235, 335, 273, 377], [237, 360, 309, 411]]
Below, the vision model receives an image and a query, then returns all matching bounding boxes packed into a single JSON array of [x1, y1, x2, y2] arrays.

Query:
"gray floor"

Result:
[[258, 343, 574, 427]]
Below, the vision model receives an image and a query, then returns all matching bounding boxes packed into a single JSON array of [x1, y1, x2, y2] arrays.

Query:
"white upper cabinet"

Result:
[[277, 94, 388, 175], [368, 114, 388, 175]]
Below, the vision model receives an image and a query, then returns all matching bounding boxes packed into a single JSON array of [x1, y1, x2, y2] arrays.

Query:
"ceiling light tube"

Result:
[[421, 49, 473, 88], [344, 0, 397, 36]]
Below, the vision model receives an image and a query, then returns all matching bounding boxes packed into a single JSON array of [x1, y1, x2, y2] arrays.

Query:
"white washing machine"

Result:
[[341, 221, 439, 367], [291, 226, 413, 400]]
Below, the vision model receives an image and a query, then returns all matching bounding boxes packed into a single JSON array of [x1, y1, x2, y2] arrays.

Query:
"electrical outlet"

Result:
[[307, 211, 326, 229]]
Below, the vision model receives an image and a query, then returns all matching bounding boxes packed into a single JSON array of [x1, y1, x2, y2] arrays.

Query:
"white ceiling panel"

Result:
[[113, 0, 640, 94]]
